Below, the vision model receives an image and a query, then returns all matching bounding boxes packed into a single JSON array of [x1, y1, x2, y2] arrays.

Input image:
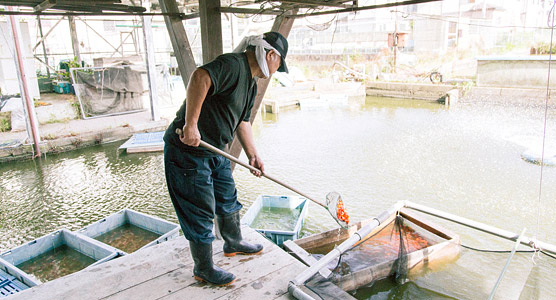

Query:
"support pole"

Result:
[[36, 16, 50, 78], [228, 9, 298, 169], [76, 17, 120, 53], [142, 14, 159, 121], [8, 11, 41, 157], [68, 16, 81, 64], [199, 0, 223, 64], [159, 0, 197, 88], [33, 16, 64, 52]]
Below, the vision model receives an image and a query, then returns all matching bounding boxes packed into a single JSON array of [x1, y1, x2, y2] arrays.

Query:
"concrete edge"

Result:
[[0, 121, 169, 163]]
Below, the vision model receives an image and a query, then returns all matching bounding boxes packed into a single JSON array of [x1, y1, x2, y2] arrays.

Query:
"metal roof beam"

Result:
[[0, 10, 196, 17], [34, 0, 56, 12]]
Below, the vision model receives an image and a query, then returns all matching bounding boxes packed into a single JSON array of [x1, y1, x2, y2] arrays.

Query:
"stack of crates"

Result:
[[52, 81, 72, 94]]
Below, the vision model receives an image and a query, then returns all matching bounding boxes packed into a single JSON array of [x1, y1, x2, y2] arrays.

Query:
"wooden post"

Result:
[[159, 0, 196, 88], [228, 10, 298, 169], [142, 14, 159, 121], [68, 16, 81, 64], [199, 0, 223, 64]]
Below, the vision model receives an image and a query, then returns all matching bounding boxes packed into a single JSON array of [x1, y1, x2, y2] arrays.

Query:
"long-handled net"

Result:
[[174, 132, 351, 228]]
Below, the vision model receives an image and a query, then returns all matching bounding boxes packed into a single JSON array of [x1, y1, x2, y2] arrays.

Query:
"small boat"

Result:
[[118, 131, 164, 153], [77, 208, 180, 254], [284, 208, 460, 293], [241, 195, 309, 246]]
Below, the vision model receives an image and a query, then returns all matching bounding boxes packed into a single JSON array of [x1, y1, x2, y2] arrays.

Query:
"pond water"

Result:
[[95, 223, 161, 254], [1, 96, 556, 298]]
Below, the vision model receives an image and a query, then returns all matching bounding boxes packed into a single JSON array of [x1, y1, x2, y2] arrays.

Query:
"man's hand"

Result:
[[248, 155, 264, 177], [179, 124, 201, 147]]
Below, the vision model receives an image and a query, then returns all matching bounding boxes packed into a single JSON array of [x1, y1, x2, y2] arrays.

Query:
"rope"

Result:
[[534, 0, 556, 259]]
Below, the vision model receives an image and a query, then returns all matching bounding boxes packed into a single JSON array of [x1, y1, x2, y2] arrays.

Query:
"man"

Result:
[[163, 32, 289, 286]]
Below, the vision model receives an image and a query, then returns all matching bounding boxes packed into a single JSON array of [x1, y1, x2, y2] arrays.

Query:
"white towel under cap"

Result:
[[233, 34, 281, 78]]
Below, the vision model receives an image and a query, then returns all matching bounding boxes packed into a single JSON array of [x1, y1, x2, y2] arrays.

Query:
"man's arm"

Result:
[[236, 121, 264, 177], [180, 68, 212, 147]]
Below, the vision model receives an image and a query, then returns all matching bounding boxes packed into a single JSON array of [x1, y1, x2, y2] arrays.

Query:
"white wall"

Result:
[[0, 21, 40, 100]]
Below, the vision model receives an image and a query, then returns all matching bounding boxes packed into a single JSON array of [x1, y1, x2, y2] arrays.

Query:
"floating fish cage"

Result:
[[0, 229, 118, 284], [77, 209, 180, 254], [284, 208, 460, 294], [0, 257, 40, 298], [241, 195, 309, 246]]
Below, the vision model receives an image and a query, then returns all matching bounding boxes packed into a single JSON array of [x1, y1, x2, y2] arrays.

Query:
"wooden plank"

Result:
[[9, 228, 271, 300], [282, 240, 331, 278], [228, 9, 298, 170], [6, 237, 194, 300], [293, 214, 395, 252], [126, 145, 163, 153], [102, 231, 276, 300], [400, 208, 458, 240], [160, 244, 298, 299], [159, 0, 197, 88], [215, 260, 306, 300], [199, 0, 223, 64]]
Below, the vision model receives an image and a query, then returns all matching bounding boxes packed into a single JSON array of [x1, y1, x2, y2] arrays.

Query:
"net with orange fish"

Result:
[[285, 208, 461, 299]]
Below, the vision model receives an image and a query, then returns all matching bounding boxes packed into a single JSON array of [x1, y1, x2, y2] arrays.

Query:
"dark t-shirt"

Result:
[[163, 53, 257, 156]]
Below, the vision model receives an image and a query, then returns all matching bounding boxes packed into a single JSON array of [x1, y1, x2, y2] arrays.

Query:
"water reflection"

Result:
[[0, 147, 174, 249]]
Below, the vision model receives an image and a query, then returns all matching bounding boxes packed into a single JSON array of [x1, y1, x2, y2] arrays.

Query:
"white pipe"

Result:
[[142, 14, 160, 122], [288, 282, 317, 300], [404, 201, 556, 255]]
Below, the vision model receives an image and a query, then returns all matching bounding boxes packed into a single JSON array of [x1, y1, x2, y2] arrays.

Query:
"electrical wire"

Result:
[[460, 243, 556, 261], [397, 10, 556, 30]]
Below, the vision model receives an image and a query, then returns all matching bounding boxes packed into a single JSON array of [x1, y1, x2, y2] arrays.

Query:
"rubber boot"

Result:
[[189, 241, 236, 286], [217, 211, 263, 257]]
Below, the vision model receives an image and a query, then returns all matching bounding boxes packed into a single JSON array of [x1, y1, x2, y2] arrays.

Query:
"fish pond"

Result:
[[1, 96, 556, 298]]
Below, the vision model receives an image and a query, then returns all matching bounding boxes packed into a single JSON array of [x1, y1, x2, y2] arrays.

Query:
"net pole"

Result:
[[488, 228, 527, 300]]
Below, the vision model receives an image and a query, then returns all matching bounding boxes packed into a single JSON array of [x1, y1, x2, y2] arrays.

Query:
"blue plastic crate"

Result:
[[0, 229, 119, 283], [53, 81, 71, 94], [77, 209, 180, 254], [0, 269, 27, 298], [0, 257, 40, 298], [241, 195, 309, 246]]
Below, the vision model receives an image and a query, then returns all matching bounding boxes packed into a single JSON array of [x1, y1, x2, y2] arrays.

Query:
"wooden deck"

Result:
[[8, 226, 306, 300]]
